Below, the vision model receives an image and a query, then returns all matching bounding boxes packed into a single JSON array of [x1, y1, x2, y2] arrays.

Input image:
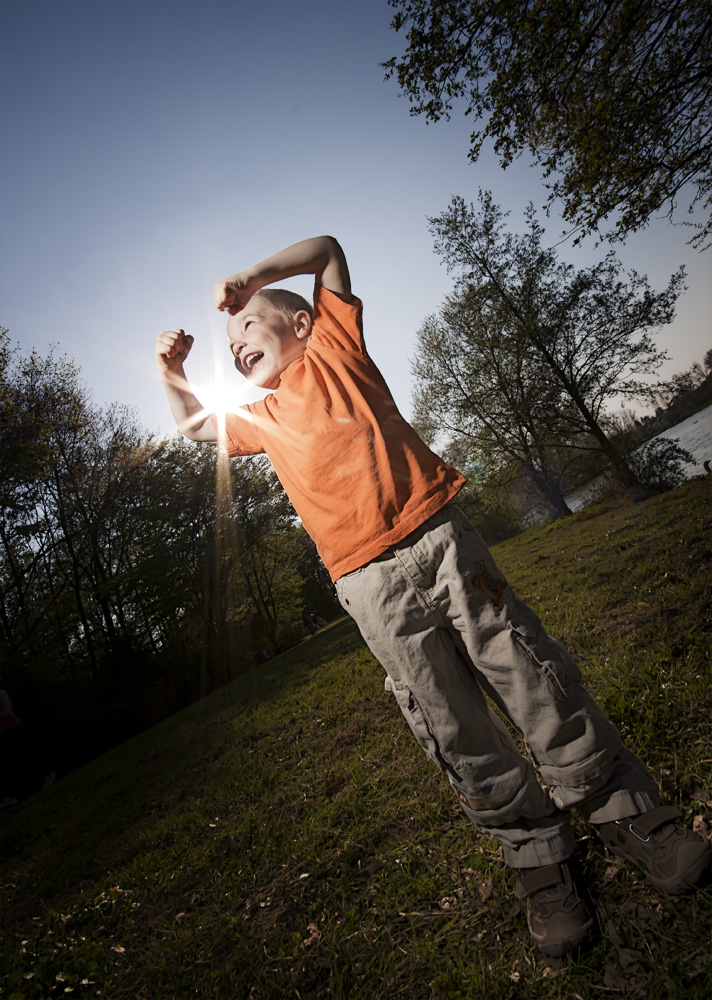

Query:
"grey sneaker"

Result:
[[596, 805, 712, 894], [514, 861, 594, 956]]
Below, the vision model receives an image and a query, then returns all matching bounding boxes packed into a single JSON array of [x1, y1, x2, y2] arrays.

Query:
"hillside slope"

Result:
[[2, 477, 711, 999]]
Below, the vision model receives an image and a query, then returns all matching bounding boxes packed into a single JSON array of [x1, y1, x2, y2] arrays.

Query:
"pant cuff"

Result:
[[584, 788, 659, 825], [502, 827, 577, 869]]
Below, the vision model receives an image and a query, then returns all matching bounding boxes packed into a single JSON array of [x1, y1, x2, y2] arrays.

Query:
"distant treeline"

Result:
[[0, 330, 337, 775], [636, 355, 712, 436]]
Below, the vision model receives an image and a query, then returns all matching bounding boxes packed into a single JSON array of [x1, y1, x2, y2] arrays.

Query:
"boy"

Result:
[[155, 235, 710, 957]]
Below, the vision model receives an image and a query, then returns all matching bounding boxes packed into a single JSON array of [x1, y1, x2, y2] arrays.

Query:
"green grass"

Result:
[[2, 476, 711, 999]]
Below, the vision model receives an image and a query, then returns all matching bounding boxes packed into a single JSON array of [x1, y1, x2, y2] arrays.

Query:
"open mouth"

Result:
[[238, 351, 264, 375]]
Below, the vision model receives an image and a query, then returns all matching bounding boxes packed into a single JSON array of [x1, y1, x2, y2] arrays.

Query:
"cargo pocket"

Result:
[[386, 677, 448, 772], [508, 623, 582, 702]]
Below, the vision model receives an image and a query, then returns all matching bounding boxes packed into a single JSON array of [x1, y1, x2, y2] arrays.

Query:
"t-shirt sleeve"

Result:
[[210, 405, 266, 457], [310, 285, 365, 354]]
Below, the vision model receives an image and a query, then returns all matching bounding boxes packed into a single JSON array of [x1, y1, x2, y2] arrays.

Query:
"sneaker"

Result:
[[596, 805, 712, 894], [514, 860, 594, 956]]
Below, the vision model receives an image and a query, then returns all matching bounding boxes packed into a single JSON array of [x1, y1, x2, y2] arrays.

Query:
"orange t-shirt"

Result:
[[216, 286, 465, 581]]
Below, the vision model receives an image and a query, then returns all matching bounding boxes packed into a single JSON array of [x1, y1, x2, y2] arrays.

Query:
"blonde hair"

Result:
[[255, 288, 313, 324]]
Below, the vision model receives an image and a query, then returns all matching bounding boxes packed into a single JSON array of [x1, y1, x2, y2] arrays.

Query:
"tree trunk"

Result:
[[525, 463, 573, 517]]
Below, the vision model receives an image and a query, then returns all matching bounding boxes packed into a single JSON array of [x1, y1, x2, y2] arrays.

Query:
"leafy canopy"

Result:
[[384, 0, 712, 246]]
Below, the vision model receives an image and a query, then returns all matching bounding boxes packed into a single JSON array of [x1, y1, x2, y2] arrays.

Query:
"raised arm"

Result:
[[155, 329, 218, 442], [214, 235, 352, 315]]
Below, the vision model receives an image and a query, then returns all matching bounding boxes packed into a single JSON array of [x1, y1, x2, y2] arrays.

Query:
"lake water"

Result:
[[651, 401, 712, 476], [527, 402, 712, 522]]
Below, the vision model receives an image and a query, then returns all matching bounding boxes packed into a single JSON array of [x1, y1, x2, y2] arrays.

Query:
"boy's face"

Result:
[[227, 295, 311, 390]]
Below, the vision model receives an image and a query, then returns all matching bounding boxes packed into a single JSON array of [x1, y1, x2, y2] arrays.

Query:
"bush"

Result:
[[628, 437, 694, 492]]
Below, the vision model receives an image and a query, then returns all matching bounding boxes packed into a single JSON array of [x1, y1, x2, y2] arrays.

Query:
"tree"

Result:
[[227, 457, 308, 652], [384, 1, 712, 246], [420, 192, 685, 491], [0, 335, 94, 682], [412, 290, 580, 515]]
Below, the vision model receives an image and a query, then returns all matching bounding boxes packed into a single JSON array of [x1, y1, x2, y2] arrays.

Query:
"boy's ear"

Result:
[[293, 310, 313, 340]]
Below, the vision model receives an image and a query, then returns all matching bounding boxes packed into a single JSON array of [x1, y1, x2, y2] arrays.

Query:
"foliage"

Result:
[[0, 331, 336, 774], [1, 477, 710, 999], [384, 0, 712, 246], [658, 357, 711, 405], [412, 286, 582, 516], [415, 192, 684, 505], [627, 436, 694, 492]]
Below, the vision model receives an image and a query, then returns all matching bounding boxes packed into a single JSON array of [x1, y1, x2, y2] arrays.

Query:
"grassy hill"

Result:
[[1, 476, 711, 1000]]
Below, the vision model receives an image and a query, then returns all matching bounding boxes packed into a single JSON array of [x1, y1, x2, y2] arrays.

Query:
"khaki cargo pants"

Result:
[[335, 505, 659, 868]]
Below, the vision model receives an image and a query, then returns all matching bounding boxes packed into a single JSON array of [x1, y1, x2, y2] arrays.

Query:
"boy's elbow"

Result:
[[321, 235, 344, 256], [180, 418, 218, 443], [318, 237, 351, 299]]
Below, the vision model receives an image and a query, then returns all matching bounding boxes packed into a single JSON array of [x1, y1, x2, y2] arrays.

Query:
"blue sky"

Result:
[[1, 0, 710, 437]]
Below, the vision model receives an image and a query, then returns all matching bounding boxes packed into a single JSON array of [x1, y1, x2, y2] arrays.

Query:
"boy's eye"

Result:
[[244, 320, 253, 330]]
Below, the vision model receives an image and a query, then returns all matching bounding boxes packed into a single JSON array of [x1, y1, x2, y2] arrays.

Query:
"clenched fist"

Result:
[[155, 329, 194, 377]]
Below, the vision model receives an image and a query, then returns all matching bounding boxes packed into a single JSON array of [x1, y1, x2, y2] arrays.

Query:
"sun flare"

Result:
[[195, 378, 238, 424], [190, 362, 264, 442]]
